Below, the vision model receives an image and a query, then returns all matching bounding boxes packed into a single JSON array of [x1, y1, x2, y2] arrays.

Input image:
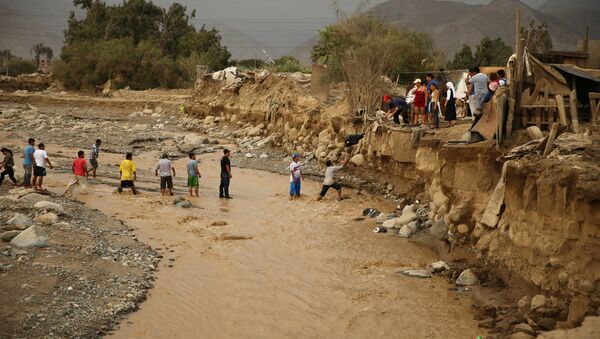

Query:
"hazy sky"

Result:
[[0, 0, 546, 59]]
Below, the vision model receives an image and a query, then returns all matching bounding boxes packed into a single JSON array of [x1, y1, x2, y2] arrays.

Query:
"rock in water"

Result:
[[430, 261, 450, 273], [175, 200, 192, 208], [429, 218, 447, 240], [375, 213, 395, 224], [34, 212, 59, 225], [395, 211, 418, 227], [397, 223, 417, 238], [10, 225, 48, 248], [34, 201, 64, 213], [382, 218, 397, 229], [1, 230, 21, 242], [456, 269, 479, 286], [350, 154, 365, 166], [7, 213, 33, 229], [400, 269, 432, 279]]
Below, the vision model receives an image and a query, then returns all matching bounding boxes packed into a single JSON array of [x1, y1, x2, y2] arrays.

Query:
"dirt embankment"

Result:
[[0, 74, 52, 92], [184, 74, 600, 336]]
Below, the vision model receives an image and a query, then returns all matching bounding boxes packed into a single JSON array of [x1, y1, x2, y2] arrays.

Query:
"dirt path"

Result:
[[31, 146, 484, 339]]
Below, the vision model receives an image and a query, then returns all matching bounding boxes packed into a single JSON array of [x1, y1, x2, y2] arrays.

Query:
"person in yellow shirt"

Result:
[[118, 152, 137, 195]]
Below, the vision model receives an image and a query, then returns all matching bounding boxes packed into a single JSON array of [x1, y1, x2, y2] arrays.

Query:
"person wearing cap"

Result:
[[383, 95, 408, 125], [155, 153, 176, 196], [412, 79, 426, 125], [289, 153, 303, 200], [219, 149, 233, 199]]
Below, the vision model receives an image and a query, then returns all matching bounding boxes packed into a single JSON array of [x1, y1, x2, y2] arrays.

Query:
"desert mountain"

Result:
[[372, 0, 581, 59], [538, 0, 600, 39]]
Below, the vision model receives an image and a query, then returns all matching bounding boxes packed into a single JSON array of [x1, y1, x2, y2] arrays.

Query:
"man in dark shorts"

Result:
[[32, 143, 53, 191], [155, 153, 176, 196], [317, 158, 348, 201], [118, 152, 137, 195], [219, 149, 232, 199], [88, 139, 101, 178]]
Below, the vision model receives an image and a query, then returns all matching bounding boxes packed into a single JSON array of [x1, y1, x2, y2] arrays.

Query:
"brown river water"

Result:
[[34, 146, 483, 339]]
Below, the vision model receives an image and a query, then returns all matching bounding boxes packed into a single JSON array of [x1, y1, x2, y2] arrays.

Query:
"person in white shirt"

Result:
[[289, 153, 302, 200], [317, 158, 348, 201], [32, 143, 53, 191], [154, 153, 176, 196]]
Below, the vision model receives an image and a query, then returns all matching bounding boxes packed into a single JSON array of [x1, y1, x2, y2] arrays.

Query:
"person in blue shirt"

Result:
[[383, 95, 408, 125], [22, 138, 35, 187]]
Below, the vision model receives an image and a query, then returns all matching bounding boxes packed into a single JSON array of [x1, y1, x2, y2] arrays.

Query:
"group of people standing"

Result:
[[0, 138, 233, 199], [2, 138, 55, 191], [384, 67, 508, 129]]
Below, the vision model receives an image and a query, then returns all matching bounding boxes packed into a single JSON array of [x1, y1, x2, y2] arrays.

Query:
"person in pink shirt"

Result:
[[65, 150, 88, 196]]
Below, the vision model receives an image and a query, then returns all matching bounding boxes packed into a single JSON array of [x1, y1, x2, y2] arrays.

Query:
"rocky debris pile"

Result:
[[0, 187, 158, 338], [471, 292, 573, 337], [369, 200, 431, 238], [0, 73, 52, 92]]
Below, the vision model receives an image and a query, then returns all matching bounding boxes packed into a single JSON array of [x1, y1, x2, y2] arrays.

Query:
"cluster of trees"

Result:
[[311, 13, 440, 83], [0, 50, 37, 77], [54, 0, 231, 90], [450, 20, 552, 69]]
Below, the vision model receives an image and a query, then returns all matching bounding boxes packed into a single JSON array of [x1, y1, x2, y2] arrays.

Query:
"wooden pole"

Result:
[[556, 94, 568, 129], [543, 122, 559, 156], [507, 7, 521, 138], [570, 76, 580, 133]]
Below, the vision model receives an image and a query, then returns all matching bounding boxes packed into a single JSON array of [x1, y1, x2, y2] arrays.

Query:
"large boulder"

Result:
[[10, 225, 48, 248], [34, 201, 64, 213], [429, 217, 447, 240], [7, 213, 33, 230], [395, 210, 418, 227], [18, 193, 52, 205], [34, 212, 59, 225], [456, 269, 479, 286], [350, 154, 365, 166], [398, 222, 418, 238]]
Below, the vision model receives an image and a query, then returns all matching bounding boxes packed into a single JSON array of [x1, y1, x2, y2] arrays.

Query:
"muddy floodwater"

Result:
[[21, 144, 483, 339]]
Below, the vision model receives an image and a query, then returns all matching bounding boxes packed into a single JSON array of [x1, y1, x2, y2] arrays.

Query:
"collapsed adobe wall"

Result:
[[186, 75, 600, 324]]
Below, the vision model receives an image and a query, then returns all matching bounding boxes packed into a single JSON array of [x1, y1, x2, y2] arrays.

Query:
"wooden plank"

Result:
[[555, 95, 568, 129], [535, 107, 541, 129], [521, 105, 558, 108], [543, 123, 559, 156], [570, 77, 580, 133]]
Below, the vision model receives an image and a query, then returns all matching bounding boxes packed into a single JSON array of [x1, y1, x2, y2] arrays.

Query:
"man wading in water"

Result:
[[219, 149, 233, 199]]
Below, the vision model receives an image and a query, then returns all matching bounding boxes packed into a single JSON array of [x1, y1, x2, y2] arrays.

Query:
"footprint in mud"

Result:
[[215, 233, 253, 241]]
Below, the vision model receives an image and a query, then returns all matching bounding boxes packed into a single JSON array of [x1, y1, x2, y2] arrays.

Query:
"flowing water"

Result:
[[41, 148, 482, 339]]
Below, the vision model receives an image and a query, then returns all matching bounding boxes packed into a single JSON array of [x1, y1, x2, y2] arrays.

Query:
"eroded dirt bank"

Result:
[[1, 99, 484, 338]]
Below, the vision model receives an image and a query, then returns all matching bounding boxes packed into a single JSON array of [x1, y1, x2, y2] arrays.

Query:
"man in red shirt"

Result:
[[65, 150, 88, 197]]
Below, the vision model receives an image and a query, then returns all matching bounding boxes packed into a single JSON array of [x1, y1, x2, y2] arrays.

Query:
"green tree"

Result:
[[521, 20, 553, 54], [450, 44, 475, 69], [312, 13, 438, 83], [474, 37, 512, 67], [56, 0, 231, 89]]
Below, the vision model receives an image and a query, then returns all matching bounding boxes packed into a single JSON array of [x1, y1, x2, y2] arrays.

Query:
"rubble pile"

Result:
[[0, 187, 158, 337]]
